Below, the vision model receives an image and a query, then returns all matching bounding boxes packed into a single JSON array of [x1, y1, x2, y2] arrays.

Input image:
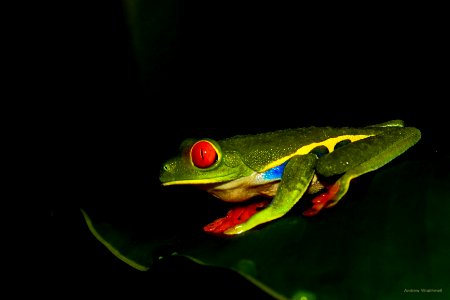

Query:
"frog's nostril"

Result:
[[163, 163, 173, 172]]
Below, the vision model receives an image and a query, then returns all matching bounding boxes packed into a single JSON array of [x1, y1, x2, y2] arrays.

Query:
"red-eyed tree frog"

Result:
[[160, 120, 421, 235]]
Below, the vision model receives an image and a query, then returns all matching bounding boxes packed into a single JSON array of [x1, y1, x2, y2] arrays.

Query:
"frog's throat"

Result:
[[202, 172, 280, 203]]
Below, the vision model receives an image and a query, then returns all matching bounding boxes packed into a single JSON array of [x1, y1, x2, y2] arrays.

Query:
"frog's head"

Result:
[[160, 138, 251, 186]]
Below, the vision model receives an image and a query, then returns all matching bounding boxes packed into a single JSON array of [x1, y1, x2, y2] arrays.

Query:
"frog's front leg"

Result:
[[303, 127, 421, 216], [224, 154, 317, 235]]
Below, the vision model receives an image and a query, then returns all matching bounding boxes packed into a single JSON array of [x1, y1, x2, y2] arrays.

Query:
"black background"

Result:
[[33, 1, 448, 299]]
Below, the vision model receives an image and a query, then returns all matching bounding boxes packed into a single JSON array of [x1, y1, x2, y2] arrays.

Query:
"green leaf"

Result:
[[81, 157, 450, 299]]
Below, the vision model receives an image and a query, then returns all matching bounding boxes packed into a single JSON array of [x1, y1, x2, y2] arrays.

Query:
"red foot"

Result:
[[303, 183, 340, 217], [204, 200, 269, 234]]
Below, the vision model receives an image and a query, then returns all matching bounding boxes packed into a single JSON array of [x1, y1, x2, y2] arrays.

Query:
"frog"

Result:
[[159, 120, 421, 235]]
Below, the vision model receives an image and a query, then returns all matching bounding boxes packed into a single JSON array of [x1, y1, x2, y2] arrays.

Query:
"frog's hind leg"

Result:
[[303, 127, 421, 216]]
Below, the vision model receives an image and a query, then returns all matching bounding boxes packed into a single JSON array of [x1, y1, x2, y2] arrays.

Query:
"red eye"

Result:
[[191, 140, 218, 168]]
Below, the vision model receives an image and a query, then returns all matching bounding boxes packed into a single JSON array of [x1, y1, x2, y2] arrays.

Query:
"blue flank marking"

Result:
[[261, 160, 289, 181]]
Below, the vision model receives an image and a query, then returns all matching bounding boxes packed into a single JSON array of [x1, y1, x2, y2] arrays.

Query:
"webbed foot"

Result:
[[303, 183, 341, 217], [203, 200, 269, 234]]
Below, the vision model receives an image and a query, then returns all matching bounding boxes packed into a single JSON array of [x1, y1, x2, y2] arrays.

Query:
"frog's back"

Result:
[[218, 124, 402, 171]]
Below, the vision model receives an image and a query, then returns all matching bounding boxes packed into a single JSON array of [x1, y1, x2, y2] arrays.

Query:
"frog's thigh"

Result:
[[316, 127, 421, 206], [224, 154, 316, 235]]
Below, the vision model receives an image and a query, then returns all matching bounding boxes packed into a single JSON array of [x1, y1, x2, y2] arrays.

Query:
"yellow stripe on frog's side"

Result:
[[260, 134, 374, 172]]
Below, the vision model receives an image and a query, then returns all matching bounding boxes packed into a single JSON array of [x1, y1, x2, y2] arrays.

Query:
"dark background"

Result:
[[38, 1, 448, 298]]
